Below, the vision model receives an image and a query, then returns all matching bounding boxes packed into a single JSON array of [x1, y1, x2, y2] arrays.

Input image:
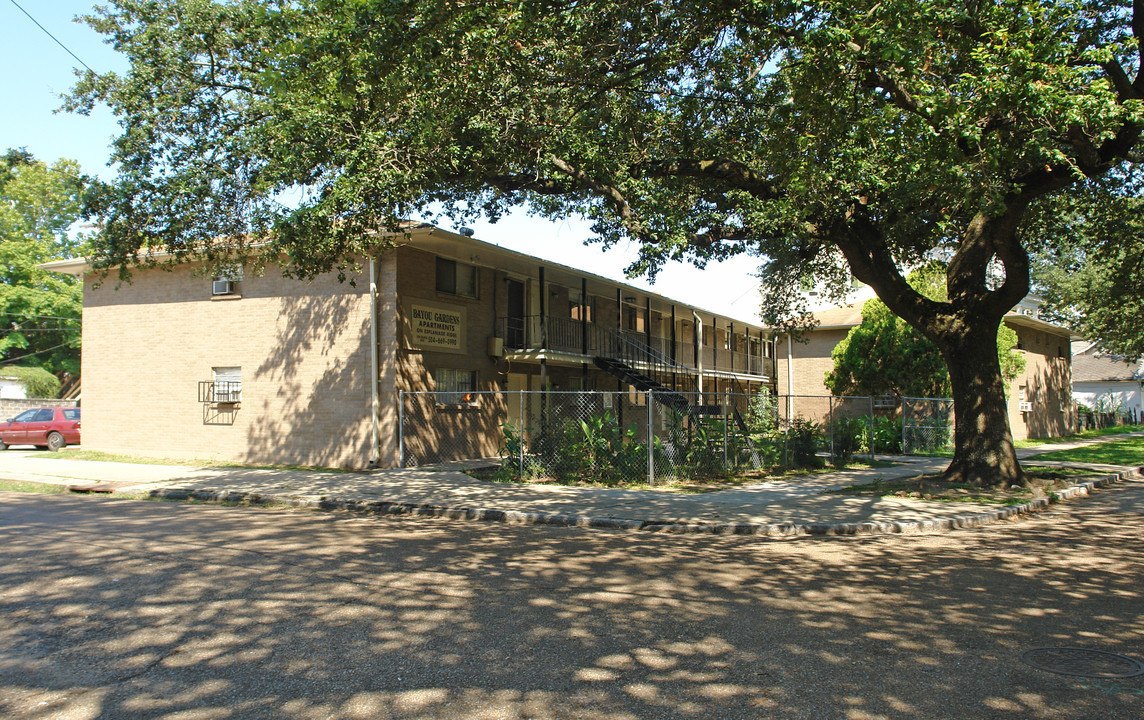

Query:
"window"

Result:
[[213, 367, 242, 403], [569, 290, 594, 321], [435, 257, 477, 298], [63, 408, 80, 421], [11, 410, 37, 423], [434, 368, 477, 405], [623, 305, 638, 331], [33, 409, 54, 422], [212, 265, 243, 296]]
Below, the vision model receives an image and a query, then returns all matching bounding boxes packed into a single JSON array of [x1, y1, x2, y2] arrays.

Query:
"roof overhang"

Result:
[[1002, 313, 1082, 340]]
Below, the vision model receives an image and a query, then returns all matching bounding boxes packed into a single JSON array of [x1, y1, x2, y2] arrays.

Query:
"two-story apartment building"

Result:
[[45, 224, 777, 469]]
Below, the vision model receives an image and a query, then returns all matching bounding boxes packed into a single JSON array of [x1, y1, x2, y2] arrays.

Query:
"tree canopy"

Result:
[[70, 0, 1143, 485], [825, 266, 1025, 399], [1030, 189, 1144, 358], [0, 149, 89, 376]]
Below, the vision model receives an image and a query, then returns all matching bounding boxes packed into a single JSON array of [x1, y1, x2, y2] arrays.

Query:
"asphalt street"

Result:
[[1, 483, 1142, 719]]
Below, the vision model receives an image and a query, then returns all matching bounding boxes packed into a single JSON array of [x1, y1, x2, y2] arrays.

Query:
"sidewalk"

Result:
[[1, 432, 1140, 536]]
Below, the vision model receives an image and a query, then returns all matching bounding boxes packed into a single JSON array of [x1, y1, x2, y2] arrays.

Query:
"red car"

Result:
[[0, 407, 81, 451]]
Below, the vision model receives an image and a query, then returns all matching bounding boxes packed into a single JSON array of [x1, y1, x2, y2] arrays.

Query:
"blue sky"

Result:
[[1, 0, 785, 322]]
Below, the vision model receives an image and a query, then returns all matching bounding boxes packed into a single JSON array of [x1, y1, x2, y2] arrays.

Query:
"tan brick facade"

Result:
[[1007, 325, 1073, 439], [82, 261, 376, 467]]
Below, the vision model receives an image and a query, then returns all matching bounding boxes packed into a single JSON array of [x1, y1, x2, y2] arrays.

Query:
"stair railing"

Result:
[[605, 329, 692, 391]]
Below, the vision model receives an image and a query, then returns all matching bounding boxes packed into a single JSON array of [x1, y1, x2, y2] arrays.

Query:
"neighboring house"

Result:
[[43, 225, 777, 469], [772, 297, 1078, 440], [0, 376, 28, 400], [1071, 343, 1143, 421]]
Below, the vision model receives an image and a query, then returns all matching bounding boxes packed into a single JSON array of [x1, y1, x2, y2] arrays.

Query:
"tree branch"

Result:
[[634, 158, 779, 199], [830, 207, 941, 335], [549, 156, 651, 239]]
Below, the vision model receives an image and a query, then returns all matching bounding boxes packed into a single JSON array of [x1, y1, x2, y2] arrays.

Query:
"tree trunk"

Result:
[[935, 321, 1024, 488]]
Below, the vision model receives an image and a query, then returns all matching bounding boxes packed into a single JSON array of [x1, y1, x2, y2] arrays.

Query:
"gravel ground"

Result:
[[0, 481, 1142, 719]]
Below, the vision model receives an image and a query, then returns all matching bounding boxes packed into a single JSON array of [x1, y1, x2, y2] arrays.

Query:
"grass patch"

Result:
[[829, 466, 1104, 505], [1027, 435, 1144, 466], [0, 478, 70, 494], [466, 459, 898, 493], [1016, 424, 1144, 448], [36, 449, 354, 473]]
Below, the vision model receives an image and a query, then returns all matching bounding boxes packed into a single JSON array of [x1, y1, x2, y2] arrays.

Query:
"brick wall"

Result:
[[1007, 324, 1073, 440], [81, 260, 375, 468], [0, 398, 79, 420], [776, 320, 1074, 440]]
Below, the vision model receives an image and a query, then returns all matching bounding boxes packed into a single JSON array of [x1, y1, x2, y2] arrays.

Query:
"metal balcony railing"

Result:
[[497, 316, 775, 380], [198, 381, 243, 404]]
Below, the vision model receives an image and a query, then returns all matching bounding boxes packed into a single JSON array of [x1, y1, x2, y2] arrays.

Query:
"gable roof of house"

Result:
[[1072, 354, 1144, 383]]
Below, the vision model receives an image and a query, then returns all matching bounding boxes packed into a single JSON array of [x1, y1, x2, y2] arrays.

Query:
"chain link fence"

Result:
[[901, 397, 955, 454], [399, 390, 957, 484]]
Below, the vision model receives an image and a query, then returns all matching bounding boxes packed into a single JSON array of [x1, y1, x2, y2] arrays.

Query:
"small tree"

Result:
[[826, 265, 1025, 399]]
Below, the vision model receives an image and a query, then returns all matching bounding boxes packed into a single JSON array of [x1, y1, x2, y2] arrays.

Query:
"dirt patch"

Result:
[[830, 466, 1103, 505]]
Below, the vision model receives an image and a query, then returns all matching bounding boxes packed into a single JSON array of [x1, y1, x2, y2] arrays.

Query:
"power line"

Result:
[[0, 338, 80, 365], [7, 0, 94, 73], [0, 312, 81, 322]]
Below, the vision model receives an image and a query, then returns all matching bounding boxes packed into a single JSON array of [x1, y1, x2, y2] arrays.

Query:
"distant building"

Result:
[[0, 375, 28, 400], [1071, 342, 1143, 421], [772, 298, 1078, 440]]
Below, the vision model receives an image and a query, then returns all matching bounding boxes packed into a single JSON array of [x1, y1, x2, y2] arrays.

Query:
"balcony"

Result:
[[497, 316, 775, 379]]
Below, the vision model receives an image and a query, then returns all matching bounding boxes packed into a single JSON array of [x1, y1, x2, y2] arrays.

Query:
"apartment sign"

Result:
[[410, 304, 465, 351]]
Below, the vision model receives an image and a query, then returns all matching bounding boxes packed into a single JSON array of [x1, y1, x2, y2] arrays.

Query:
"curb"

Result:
[[140, 466, 1142, 537]]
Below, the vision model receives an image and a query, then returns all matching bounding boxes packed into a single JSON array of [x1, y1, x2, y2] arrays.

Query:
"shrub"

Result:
[[787, 418, 823, 469], [870, 415, 902, 454], [1, 366, 61, 399], [830, 416, 867, 466]]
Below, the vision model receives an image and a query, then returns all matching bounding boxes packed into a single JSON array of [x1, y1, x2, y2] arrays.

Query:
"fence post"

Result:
[[901, 397, 908, 455], [828, 395, 835, 461], [868, 395, 875, 462], [722, 389, 729, 472], [398, 390, 405, 468], [519, 390, 525, 477], [647, 389, 655, 486]]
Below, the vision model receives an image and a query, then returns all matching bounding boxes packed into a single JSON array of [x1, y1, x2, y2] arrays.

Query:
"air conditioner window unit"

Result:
[[213, 279, 234, 295]]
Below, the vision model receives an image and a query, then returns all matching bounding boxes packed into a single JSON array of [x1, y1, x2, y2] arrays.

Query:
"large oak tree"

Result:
[[72, 0, 1142, 486]]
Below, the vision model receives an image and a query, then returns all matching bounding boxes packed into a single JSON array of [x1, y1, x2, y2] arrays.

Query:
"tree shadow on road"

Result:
[[0, 480, 1142, 719]]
